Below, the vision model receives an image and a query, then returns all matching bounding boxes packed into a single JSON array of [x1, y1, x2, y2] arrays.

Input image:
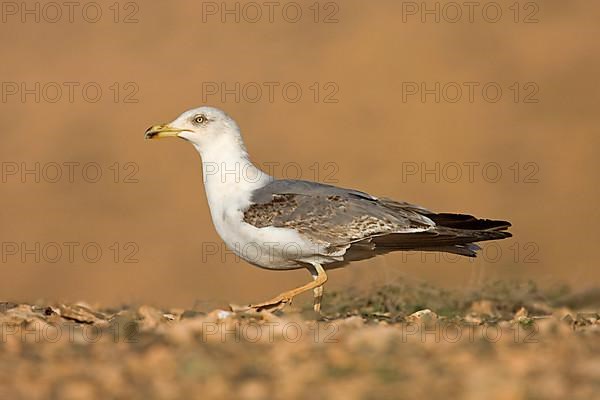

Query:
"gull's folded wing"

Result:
[[245, 179, 511, 261]]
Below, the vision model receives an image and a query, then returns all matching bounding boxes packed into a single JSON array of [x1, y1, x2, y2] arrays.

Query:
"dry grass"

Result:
[[1, 281, 598, 399]]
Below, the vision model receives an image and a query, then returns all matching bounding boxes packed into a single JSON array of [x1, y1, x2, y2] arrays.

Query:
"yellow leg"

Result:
[[249, 263, 327, 312], [313, 285, 324, 313]]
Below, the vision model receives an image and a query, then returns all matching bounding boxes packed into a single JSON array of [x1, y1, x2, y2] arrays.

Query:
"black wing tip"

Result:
[[489, 230, 513, 240], [427, 213, 512, 232], [484, 220, 512, 231]]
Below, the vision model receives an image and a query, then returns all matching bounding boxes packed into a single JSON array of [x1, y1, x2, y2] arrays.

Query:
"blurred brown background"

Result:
[[0, 0, 598, 308]]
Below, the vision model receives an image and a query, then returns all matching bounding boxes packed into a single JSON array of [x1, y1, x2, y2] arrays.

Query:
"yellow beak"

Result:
[[144, 124, 189, 140]]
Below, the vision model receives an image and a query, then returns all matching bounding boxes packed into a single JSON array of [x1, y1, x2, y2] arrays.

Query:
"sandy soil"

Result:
[[1, 282, 599, 400]]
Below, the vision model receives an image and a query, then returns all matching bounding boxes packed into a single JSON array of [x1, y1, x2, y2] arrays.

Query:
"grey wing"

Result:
[[244, 179, 512, 262], [249, 179, 379, 203], [244, 179, 435, 248]]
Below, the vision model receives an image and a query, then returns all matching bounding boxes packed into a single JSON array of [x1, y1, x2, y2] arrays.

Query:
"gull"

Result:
[[145, 106, 511, 313]]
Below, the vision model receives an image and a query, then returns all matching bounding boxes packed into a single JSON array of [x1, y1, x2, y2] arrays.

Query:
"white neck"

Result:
[[193, 134, 272, 216]]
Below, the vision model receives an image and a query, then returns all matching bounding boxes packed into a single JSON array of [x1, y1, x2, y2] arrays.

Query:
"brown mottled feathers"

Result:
[[243, 179, 511, 260]]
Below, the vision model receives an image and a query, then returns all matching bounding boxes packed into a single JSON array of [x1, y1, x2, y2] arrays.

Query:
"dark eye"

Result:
[[194, 115, 206, 124]]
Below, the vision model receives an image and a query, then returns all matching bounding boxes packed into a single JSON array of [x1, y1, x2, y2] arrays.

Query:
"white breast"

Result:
[[209, 196, 319, 270], [199, 158, 316, 269], [193, 134, 335, 269]]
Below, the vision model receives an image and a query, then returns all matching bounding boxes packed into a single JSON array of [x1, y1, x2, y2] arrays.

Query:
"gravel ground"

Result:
[[1, 282, 599, 400]]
